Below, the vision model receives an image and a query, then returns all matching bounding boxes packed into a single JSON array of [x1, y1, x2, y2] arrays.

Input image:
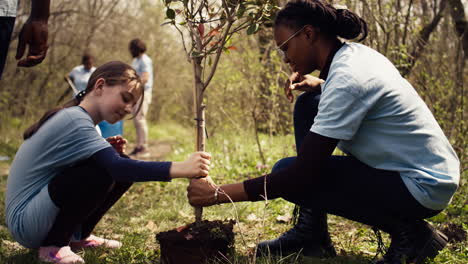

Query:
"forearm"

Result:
[[243, 132, 338, 201], [92, 147, 172, 182], [169, 161, 187, 179], [217, 183, 249, 204], [30, 0, 50, 21], [140, 72, 149, 86]]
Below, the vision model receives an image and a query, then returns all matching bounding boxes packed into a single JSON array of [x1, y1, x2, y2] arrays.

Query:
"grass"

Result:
[[0, 120, 466, 263]]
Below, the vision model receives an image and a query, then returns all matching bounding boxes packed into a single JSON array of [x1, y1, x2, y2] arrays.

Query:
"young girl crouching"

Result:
[[5, 61, 211, 264]]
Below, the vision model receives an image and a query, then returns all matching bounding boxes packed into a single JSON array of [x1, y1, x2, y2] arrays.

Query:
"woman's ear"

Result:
[[93, 78, 106, 96], [304, 25, 318, 44]]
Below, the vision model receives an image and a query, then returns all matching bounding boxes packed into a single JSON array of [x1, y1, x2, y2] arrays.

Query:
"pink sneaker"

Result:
[[38, 246, 84, 264], [70, 234, 122, 249]]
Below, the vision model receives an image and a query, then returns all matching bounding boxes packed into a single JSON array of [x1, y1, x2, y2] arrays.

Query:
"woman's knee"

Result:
[[293, 92, 321, 144], [271, 157, 296, 173], [294, 91, 320, 117]]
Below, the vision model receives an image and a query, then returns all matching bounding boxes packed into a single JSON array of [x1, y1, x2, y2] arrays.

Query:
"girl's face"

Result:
[[99, 81, 141, 124], [274, 25, 318, 75]]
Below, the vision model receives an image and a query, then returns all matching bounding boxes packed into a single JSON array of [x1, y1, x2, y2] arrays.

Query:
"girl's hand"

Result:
[[107, 136, 127, 154], [187, 177, 218, 206], [170, 152, 211, 179]]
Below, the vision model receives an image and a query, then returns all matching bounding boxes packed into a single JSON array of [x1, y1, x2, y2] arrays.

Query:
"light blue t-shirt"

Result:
[[5, 107, 110, 248], [132, 53, 153, 98], [0, 0, 17, 17], [68, 65, 96, 94], [311, 43, 460, 211]]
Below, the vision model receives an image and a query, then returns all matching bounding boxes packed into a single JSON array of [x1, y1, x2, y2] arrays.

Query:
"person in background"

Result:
[[0, 0, 50, 79], [67, 53, 96, 94], [187, 1, 459, 264], [128, 38, 153, 158], [5, 61, 211, 264]]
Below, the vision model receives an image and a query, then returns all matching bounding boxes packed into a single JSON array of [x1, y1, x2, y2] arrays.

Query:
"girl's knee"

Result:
[[55, 159, 114, 192]]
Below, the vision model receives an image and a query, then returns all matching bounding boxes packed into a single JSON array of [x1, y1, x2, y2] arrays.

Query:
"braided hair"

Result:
[[275, 0, 368, 42]]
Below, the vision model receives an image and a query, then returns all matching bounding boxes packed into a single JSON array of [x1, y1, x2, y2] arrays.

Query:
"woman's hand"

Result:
[[284, 72, 324, 102], [107, 136, 127, 154], [187, 177, 218, 207], [170, 152, 211, 179]]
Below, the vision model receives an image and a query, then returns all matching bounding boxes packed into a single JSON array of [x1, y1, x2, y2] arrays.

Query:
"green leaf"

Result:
[[166, 8, 176, 19], [237, 5, 246, 18], [225, 37, 232, 47], [247, 23, 259, 35], [191, 51, 202, 57]]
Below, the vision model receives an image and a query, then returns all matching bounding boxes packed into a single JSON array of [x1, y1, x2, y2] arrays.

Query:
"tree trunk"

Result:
[[448, 0, 468, 59], [448, 0, 467, 155], [192, 56, 205, 223], [401, 0, 447, 77]]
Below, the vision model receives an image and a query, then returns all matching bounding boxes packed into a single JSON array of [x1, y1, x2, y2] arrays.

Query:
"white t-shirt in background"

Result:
[[69, 65, 96, 94], [0, 0, 17, 17]]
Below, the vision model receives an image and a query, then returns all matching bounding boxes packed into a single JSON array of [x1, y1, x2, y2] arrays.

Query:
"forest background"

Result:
[[0, 0, 466, 263]]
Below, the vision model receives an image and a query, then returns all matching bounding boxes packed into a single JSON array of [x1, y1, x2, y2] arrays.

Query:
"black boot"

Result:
[[256, 207, 336, 258], [374, 220, 448, 264]]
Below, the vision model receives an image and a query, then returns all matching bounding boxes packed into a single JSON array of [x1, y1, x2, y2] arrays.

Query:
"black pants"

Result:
[[42, 155, 132, 247], [0, 17, 15, 80], [272, 92, 440, 233]]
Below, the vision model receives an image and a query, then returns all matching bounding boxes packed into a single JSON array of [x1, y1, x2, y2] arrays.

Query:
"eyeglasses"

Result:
[[276, 26, 306, 59]]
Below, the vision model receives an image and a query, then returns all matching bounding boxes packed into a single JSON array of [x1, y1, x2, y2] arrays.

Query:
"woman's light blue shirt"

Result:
[[311, 43, 460, 210]]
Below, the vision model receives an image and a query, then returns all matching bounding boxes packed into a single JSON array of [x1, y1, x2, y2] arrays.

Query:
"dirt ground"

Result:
[[125, 140, 173, 161]]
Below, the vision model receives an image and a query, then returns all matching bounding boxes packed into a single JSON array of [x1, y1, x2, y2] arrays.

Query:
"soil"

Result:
[[440, 223, 467, 243], [156, 220, 235, 264]]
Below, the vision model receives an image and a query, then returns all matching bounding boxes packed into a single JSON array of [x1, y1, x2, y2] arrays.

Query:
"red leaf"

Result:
[[227, 46, 237, 50], [208, 28, 220, 37], [198, 23, 205, 37]]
